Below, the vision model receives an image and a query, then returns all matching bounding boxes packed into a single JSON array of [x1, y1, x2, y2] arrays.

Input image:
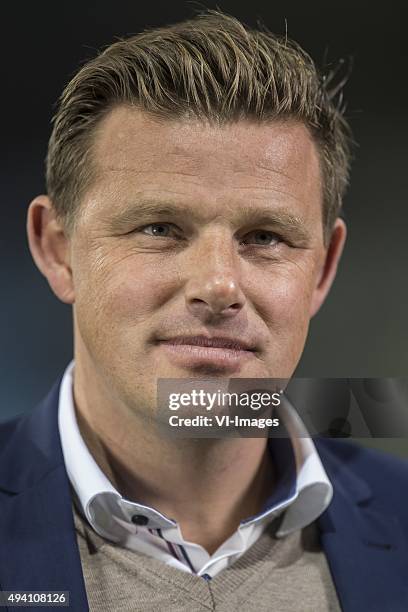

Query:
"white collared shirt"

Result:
[[58, 360, 332, 578]]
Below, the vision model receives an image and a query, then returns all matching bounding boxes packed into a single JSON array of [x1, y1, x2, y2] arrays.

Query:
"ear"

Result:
[[310, 217, 347, 318], [26, 195, 75, 304]]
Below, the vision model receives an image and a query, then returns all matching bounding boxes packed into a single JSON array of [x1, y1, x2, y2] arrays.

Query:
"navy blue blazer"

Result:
[[1, 375, 408, 611]]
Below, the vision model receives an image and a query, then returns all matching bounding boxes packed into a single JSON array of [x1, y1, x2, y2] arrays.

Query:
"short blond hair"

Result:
[[46, 9, 354, 244]]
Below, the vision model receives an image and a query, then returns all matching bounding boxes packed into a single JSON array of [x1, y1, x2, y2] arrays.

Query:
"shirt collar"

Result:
[[58, 359, 333, 541]]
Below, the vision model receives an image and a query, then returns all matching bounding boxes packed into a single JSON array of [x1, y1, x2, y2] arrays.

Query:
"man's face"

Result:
[[67, 107, 340, 415]]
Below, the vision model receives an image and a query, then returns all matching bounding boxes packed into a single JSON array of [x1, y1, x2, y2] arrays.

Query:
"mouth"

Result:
[[155, 335, 257, 372]]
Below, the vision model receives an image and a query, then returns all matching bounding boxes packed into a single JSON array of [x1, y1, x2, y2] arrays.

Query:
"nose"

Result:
[[184, 231, 246, 320]]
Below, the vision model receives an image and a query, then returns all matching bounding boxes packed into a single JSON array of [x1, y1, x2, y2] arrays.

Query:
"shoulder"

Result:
[[0, 413, 25, 454], [316, 437, 408, 502], [0, 376, 63, 495]]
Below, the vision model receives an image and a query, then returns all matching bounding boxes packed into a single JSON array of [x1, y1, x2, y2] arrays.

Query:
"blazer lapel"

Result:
[[316, 439, 408, 612], [0, 378, 89, 611]]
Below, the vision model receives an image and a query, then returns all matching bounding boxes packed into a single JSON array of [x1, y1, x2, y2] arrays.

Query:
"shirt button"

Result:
[[131, 514, 149, 526]]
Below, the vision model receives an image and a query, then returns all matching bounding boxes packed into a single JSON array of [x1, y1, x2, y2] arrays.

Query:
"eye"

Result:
[[240, 230, 282, 247], [140, 223, 178, 237]]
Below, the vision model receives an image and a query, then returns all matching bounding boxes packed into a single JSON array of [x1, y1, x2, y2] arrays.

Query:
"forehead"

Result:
[[85, 105, 322, 222]]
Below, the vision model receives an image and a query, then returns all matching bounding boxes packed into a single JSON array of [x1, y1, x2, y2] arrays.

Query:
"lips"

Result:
[[156, 335, 257, 372], [157, 335, 255, 351]]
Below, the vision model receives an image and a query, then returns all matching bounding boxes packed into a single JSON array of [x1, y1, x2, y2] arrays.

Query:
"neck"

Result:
[[73, 361, 275, 555]]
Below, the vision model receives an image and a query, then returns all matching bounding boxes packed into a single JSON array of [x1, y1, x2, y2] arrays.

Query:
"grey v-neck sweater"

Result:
[[71, 502, 341, 611]]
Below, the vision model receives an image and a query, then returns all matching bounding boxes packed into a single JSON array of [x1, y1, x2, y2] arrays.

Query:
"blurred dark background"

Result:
[[1, 1, 407, 453]]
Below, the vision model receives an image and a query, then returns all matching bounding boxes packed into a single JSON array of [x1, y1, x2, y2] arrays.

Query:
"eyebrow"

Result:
[[107, 200, 311, 244]]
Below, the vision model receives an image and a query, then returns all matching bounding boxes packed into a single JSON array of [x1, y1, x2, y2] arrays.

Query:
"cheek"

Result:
[[105, 277, 158, 323], [280, 280, 313, 325], [75, 253, 176, 334], [252, 267, 315, 328], [267, 279, 315, 375]]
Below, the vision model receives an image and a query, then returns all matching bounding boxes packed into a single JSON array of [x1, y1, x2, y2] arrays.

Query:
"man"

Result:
[[1, 9, 407, 612]]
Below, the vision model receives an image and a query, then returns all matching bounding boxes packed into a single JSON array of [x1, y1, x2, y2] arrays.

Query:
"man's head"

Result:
[[27, 10, 351, 418]]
